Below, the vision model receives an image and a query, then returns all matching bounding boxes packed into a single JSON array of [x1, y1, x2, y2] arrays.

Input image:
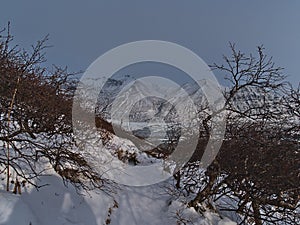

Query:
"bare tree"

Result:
[[0, 24, 114, 193], [173, 44, 300, 224]]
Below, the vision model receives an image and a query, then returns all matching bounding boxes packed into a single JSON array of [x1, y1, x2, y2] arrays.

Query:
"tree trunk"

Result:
[[6, 75, 21, 191], [189, 168, 218, 210], [252, 201, 262, 225]]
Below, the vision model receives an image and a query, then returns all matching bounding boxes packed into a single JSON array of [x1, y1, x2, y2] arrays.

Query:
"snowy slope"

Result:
[[0, 175, 106, 225], [0, 173, 237, 225]]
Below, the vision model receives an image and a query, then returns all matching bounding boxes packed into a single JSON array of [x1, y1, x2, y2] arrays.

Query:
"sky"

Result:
[[1, 0, 299, 86]]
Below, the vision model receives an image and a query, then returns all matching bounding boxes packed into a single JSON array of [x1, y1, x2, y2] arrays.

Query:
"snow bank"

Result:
[[0, 173, 238, 225]]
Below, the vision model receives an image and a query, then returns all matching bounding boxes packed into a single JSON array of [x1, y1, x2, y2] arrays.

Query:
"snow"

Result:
[[0, 173, 237, 225], [0, 190, 37, 225], [0, 115, 237, 224], [0, 175, 102, 225], [0, 74, 238, 224]]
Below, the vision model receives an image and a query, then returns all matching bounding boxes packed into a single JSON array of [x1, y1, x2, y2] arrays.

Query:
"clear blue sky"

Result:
[[1, 0, 299, 85]]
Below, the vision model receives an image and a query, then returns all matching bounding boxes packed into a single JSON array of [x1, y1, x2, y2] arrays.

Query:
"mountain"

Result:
[[96, 77, 207, 125], [230, 86, 283, 113]]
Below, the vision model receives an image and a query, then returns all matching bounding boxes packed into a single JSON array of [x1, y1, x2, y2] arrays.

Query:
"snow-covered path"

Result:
[[0, 175, 236, 225]]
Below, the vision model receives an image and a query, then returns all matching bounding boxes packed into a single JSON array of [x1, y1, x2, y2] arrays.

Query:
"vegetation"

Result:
[[0, 24, 112, 193], [175, 44, 299, 224]]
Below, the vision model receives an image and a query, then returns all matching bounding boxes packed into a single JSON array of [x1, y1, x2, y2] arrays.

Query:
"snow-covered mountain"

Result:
[[96, 76, 286, 133], [97, 76, 282, 114], [230, 85, 283, 113], [96, 76, 202, 120], [96, 77, 206, 132]]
